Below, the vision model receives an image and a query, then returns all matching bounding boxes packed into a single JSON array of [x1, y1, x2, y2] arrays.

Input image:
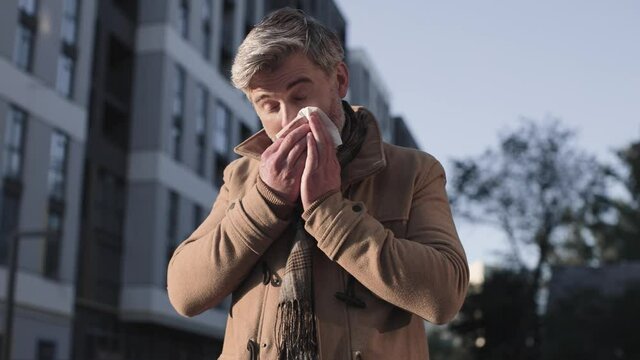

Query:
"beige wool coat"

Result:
[[167, 106, 469, 360]]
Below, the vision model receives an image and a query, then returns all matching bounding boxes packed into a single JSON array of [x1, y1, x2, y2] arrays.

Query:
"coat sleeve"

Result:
[[302, 160, 469, 324], [167, 163, 294, 317]]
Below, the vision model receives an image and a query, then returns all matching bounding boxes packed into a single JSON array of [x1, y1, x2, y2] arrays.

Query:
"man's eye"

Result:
[[264, 103, 279, 113]]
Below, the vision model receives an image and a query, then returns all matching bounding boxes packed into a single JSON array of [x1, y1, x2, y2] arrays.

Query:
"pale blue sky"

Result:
[[335, 0, 640, 265]]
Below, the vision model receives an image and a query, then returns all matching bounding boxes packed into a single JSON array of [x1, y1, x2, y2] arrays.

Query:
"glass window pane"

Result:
[[56, 55, 74, 97], [47, 131, 69, 200], [178, 0, 189, 38], [170, 123, 182, 161], [63, 0, 78, 16], [61, 18, 77, 45], [202, 0, 212, 21], [18, 0, 37, 15], [168, 191, 179, 240], [213, 103, 230, 154], [0, 192, 20, 264], [172, 66, 185, 116], [196, 85, 207, 134], [203, 27, 211, 60], [61, 0, 78, 44], [13, 25, 33, 71], [3, 107, 26, 179]]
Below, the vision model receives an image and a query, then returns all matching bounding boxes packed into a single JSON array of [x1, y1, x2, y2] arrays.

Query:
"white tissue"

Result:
[[274, 106, 342, 147]]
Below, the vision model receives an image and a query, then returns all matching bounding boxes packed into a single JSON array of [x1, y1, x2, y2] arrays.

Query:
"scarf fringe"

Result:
[[275, 299, 318, 360]]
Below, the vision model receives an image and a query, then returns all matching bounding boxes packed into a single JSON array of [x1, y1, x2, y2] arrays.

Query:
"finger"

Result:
[[262, 136, 283, 159], [305, 132, 319, 172], [308, 113, 330, 158], [276, 123, 311, 154], [294, 149, 308, 172], [285, 135, 308, 165], [277, 117, 308, 139], [307, 114, 323, 154]]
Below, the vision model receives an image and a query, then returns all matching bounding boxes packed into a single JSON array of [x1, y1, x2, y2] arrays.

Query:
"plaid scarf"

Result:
[[274, 102, 368, 360]]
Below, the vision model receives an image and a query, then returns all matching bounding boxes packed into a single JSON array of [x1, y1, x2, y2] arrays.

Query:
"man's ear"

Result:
[[335, 62, 349, 98]]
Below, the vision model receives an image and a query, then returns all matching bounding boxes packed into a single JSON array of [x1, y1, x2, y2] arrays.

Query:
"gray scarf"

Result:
[[274, 102, 367, 360]]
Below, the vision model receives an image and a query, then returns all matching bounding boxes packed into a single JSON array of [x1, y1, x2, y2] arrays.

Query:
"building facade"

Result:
[[0, 0, 347, 359], [346, 48, 394, 143], [76, 0, 264, 359], [0, 1, 421, 359], [0, 0, 96, 358], [392, 115, 420, 149]]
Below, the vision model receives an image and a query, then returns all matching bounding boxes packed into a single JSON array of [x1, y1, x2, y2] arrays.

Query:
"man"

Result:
[[167, 8, 469, 360]]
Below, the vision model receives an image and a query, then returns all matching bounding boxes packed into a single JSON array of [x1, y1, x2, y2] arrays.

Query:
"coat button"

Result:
[[271, 277, 281, 286], [352, 204, 362, 212], [354, 350, 363, 360]]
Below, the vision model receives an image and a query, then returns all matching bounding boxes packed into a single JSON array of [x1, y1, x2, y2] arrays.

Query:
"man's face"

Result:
[[247, 52, 349, 140]]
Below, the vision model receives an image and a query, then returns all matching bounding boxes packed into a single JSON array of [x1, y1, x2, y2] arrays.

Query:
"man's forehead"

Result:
[[248, 53, 325, 90]]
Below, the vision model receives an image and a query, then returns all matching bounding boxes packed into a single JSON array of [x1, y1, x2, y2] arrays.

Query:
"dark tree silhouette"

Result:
[[449, 118, 607, 359], [587, 141, 640, 262]]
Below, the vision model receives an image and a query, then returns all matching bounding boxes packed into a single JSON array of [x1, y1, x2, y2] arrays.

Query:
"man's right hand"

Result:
[[259, 123, 311, 203]]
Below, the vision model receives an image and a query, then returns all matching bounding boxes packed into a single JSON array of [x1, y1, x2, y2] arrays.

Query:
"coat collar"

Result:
[[234, 106, 387, 188]]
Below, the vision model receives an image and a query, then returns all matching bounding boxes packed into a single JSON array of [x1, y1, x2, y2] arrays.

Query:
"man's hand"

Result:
[[259, 123, 310, 203], [301, 113, 341, 210]]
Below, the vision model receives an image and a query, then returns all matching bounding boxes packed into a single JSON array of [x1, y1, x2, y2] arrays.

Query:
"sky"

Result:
[[334, 0, 640, 265]]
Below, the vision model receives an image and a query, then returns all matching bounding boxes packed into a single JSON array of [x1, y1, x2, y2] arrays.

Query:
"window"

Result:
[[113, 0, 137, 20], [202, 0, 212, 59], [240, 122, 252, 142], [61, 0, 79, 45], [167, 190, 180, 263], [57, 0, 78, 97], [13, 24, 34, 71], [167, 190, 179, 240], [213, 102, 230, 155], [56, 53, 75, 97], [48, 130, 69, 201], [102, 102, 129, 150], [94, 168, 124, 235], [170, 66, 185, 161], [37, 339, 56, 360], [3, 106, 27, 180], [244, 0, 255, 37], [193, 204, 203, 231], [14, 0, 38, 72], [214, 153, 228, 188], [195, 85, 208, 175], [44, 207, 63, 279], [18, 0, 37, 15], [213, 102, 230, 187], [219, 0, 235, 77], [0, 191, 20, 265], [178, 0, 189, 39], [106, 35, 134, 103]]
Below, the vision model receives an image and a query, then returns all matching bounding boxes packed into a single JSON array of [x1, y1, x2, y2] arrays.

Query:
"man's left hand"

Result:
[[301, 112, 341, 211]]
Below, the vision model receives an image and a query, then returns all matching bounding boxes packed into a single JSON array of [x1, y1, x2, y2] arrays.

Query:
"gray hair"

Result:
[[231, 8, 345, 90]]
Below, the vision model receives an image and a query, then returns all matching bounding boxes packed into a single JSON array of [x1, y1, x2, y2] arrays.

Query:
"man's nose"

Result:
[[280, 104, 302, 128]]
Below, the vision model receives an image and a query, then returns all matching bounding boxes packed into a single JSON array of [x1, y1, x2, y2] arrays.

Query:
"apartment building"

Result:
[[0, 0, 96, 358], [0, 1, 419, 359]]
